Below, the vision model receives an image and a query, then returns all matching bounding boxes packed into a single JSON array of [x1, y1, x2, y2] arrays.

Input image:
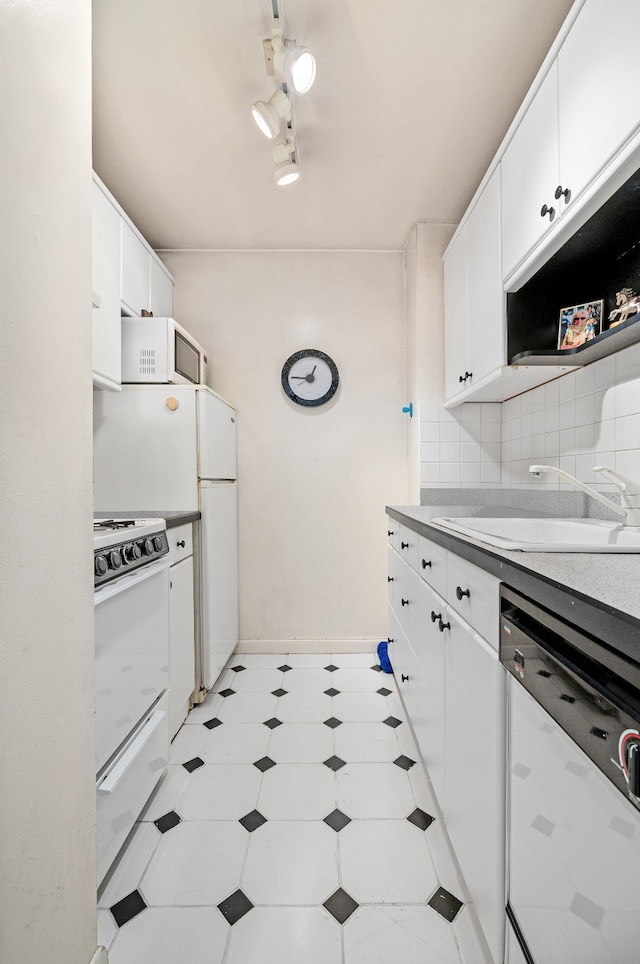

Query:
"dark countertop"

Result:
[[94, 510, 200, 528], [387, 503, 640, 653]]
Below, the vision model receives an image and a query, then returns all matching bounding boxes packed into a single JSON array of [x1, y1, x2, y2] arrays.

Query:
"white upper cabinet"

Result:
[[444, 168, 505, 403], [502, 0, 640, 284], [149, 256, 174, 319], [120, 219, 150, 317], [92, 181, 122, 391]]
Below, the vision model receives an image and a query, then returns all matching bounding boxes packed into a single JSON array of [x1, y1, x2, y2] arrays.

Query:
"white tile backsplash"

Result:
[[420, 342, 640, 494]]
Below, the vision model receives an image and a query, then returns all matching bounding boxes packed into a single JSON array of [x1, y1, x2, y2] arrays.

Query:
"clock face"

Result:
[[281, 349, 339, 407]]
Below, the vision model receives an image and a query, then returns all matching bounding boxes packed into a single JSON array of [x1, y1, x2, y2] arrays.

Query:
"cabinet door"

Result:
[[121, 220, 150, 316], [466, 168, 506, 378], [92, 183, 122, 390], [412, 579, 447, 807], [559, 0, 640, 205], [387, 605, 419, 725], [169, 555, 196, 738], [149, 257, 173, 319], [444, 608, 506, 964], [501, 62, 559, 280], [443, 225, 468, 400]]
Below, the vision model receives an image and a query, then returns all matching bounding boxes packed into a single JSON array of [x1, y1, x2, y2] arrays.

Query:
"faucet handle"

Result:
[[594, 466, 640, 496]]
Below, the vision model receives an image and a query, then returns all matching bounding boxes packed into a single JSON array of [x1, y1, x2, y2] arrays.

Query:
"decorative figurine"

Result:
[[608, 287, 640, 329]]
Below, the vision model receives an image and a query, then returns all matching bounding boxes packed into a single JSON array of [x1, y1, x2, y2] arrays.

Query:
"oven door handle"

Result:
[[94, 557, 169, 605], [97, 708, 166, 794]]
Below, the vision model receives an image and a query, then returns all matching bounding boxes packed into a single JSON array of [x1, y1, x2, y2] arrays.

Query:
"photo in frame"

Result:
[[558, 300, 603, 350]]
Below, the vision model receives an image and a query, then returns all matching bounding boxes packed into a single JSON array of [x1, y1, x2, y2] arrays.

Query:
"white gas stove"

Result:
[[93, 517, 169, 587]]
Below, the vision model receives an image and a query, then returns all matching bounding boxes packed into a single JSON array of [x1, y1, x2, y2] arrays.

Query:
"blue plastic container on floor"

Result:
[[376, 640, 393, 673]]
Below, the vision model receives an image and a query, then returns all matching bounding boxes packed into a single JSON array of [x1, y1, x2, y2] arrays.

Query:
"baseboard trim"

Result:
[[236, 638, 382, 655]]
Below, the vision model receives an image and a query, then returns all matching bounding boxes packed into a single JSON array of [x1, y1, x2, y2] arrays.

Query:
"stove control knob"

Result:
[[142, 538, 155, 556], [94, 555, 108, 576], [108, 549, 122, 570], [123, 542, 142, 563], [153, 536, 163, 552]]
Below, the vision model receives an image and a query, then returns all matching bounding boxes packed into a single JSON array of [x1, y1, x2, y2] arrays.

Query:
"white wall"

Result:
[[161, 250, 407, 649], [0, 4, 96, 964]]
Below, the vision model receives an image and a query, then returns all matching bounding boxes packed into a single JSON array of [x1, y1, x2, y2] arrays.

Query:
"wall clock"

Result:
[[281, 349, 339, 407]]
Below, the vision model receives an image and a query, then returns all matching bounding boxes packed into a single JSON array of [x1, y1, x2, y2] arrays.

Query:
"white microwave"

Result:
[[121, 317, 208, 385]]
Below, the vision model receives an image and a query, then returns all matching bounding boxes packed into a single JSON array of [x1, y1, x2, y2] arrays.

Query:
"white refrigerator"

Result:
[[93, 383, 238, 690]]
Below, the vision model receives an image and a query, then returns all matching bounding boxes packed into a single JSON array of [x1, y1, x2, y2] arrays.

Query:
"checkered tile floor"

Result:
[[97, 653, 485, 963]]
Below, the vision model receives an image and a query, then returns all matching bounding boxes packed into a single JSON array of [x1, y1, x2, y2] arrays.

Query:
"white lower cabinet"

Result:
[[412, 579, 447, 807], [388, 605, 419, 724], [168, 523, 196, 738]]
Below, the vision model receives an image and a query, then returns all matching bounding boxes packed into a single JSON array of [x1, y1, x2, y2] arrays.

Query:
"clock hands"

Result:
[[291, 364, 317, 383]]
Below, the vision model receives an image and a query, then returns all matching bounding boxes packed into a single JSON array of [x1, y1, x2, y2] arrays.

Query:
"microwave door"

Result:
[[174, 329, 200, 385]]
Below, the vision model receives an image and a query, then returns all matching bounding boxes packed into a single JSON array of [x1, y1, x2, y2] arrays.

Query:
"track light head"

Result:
[[270, 24, 316, 94], [273, 160, 300, 186], [251, 88, 292, 139]]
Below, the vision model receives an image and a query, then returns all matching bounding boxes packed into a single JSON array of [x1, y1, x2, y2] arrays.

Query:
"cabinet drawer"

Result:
[[417, 533, 447, 596], [387, 519, 401, 552], [167, 523, 193, 565], [387, 605, 419, 724], [397, 523, 420, 572], [446, 553, 500, 649]]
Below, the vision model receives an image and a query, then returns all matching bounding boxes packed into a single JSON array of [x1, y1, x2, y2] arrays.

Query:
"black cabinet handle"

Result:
[[401, 674, 409, 682], [456, 586, 470, 600], [401, 541, 409, 550], [540, 203, 555, 221], [401, 598, 409, 607], [388, 530, 394, 537], [422, 559, 432, 569], [438, 619, 450, 633], [387, 576, 394, 583], [177, 540, 186, 548], [430, 610, 441, 623], [387, 637, 394, 644], [554, 184, 571, 203]]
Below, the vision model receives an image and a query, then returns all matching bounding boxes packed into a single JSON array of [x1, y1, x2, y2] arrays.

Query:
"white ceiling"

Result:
[[92, 0, 575, 252]]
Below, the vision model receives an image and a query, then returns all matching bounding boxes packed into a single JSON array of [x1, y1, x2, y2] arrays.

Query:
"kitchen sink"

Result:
[[429, 516, 640, 552]]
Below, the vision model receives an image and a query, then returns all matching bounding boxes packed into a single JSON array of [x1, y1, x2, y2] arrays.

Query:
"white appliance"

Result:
[[93, 518, 170, 884], [93, 384, 238, 691], [121, 316, 208, 386]]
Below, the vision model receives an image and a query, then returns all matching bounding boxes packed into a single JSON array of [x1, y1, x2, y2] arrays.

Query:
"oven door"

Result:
[[94, 557, 169, 774]]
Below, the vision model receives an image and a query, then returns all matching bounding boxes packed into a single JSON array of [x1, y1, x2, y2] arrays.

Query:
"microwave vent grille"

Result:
[[139, 348, 156, 375]]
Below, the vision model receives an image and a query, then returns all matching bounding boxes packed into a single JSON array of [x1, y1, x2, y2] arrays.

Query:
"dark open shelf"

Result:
[[508, 166, 640, 366]]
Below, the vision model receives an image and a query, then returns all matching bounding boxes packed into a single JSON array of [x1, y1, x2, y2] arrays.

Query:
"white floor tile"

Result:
[[98, 822, 160, 908], [453, 905, 494, 964], [184, 691, 224, 724], [97, 908, 117, 952], [331, 653, 377, 668], [242, 820, 339, 904], [332, 667, 388, 692], [407, 758, 441, 815], [267, 722, 334, 763], [169, 723, 207, 763], [240, 653, 290, 668], [276, 691, 334, 722], [279, 667, 334, 691], [226, 907, 341, 964], [108, 907, 228, 964], [216, 692, 278, 724], [334, 723, 401, 763], [226, 668, 284, 693], [336, 763, 416, 818], [200, 723, 271, 765], [340, 819, 439, 903], [286, 653, 335, 668], [333, 692, 391, 723], [177, 764, 261, 820], [385, 689, 408, 720], [140, 820, 248, 905], [344, 905, 463, 964], [258, 764, 336, 820], [138, 765, 192, 821], [424, 819, 467, 899]]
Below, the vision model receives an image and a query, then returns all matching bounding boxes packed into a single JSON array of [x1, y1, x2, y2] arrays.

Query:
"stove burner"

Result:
[[93, 519, 137, 531]]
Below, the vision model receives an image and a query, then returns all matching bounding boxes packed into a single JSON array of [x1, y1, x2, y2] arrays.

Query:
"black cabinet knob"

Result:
[[456, 586, 470, 600], [177, 540, 186, 548], [430, 610, 441, 623], [540, 203, 555, 221], [422, 559, 432, 569], [401, 541, 409, 550], [401, 598, 409, 607], [554, 184, 571, 203], [438, 619, 450, 633], [387, 576, 394, 583], [401, 673, 409, 682], [387, 530, 394, 537], [458, 371, 473, 384]]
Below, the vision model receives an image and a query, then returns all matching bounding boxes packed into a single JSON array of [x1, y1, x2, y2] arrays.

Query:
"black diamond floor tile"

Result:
[[323, 717, 343, 729], [217, 889, 254, 925], [271, 688, 288, 697], [428, 886, 463, 922], [239, 809, 268, 832], [371, 664, 383, 672], [110, 889, 147, 928], [230, 665, 246, 672], [253, 756, 276, 772], [393, 754, 416, 770], [277, 664, 292, 672], [323, 887, 359, 924], [219, 688, 236, 697], [183, 756, 205, 772], [263, 717, 283, 729], [383, 716, 402, 728], [203, 717, 223, 730], [324, 664, 339, 672], [323, 809, 352, 832], [154, 810, 182, 834], [323, 755, 347, 771], [324, 687, 340, 697], [407, 807, 435, 831], [377, 687, 392, 696]]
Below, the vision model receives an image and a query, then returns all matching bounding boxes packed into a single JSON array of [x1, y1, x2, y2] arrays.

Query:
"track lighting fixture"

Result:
[[272, 138, 300, 186], [270, 28, 316, 94], [251, 88, 292, 139]]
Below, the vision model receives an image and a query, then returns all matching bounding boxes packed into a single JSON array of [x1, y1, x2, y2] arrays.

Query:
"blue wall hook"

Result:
[[402, 403, 413, 418]]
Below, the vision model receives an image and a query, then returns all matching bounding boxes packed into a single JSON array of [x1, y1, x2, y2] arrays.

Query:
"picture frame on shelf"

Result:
[[558, 300, 603, 350]]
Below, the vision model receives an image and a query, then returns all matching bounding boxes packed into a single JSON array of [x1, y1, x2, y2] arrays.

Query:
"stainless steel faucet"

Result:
[[529, 464, 640, 527]]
